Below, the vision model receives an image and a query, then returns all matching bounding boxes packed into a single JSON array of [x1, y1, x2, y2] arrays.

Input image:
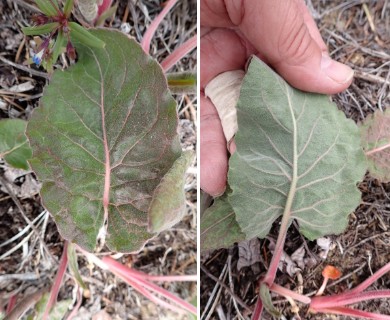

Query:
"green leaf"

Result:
[[67, 243, 87, 289], [229, 57, 366, 241], [200, 193, 245, 251], [149, 150, 194, 233], [27, 29, 182, 252], [167, 72, 197, 94], [360, 109, 390, 182], [34, 0, 58, 16], [50, 30, 66, 67], [22, 23, 59, 36], [69, 22, 105, 48], [63, 0, 74, 17], [260, 284, 281, 318], [0, 119, 32, 170], [33, 293, 71, 320]]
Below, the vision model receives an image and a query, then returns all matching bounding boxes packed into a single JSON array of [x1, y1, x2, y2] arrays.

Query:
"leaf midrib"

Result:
[[91, 50, 111, 226]]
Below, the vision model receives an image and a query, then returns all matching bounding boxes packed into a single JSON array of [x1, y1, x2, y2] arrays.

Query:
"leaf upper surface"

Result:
[[0, 119, 32, 170], [229, 57, 366, 241], [27, 29, 181, 252]]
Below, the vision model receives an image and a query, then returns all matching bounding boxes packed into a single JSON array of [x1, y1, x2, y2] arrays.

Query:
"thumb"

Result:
[[224, 0, 354, 94]]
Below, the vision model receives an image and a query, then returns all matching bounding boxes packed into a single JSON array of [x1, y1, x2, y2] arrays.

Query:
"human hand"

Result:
[[200, 0, 355, 196]]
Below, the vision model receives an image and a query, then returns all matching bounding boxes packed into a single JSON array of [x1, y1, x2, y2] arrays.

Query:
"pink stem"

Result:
[[103, 256, 196, 282], [42, 241, 69, 320], [251, 298, 263, 320], [366, 143, 390, 156], [160, 35, 197, 72], [66, 287, 82, 320], [115, 271, 188, 314], [314, 307, 390, 320], [77, 248, 196, 316], [97, 0, 113, 17], [141, 0, 178, 54], [6, 295, 17, 315], [269, 283, 311, 304], [349, 262, 390, 295], [252, 213, 292, 319], [311, 290, 390, 309], [112, 264, 197, 315]]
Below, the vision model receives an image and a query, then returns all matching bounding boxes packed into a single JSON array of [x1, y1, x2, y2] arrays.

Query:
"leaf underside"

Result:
[[27, 29, 182, 252], [0, 119, 32, 170], [360, 109, 390, 182], [229, 57, 366, 241], [149, 150, 194, 233], [200, 194, 245, 251]]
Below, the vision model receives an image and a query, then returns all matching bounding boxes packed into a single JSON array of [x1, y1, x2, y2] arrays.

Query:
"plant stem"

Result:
[[42, 241, 69, 320], [3, 289, 47, 320], [314, 307, 390, 320], [160, 35, 197, 72], [251, 298, 263, 320], [78, 247, 197, 316], [349, 261, 390, 294], [311, 290, 390, 309], [269, 283, 311, 304], [5, 295, 17, 315], [103, 256, 196, 282], [366, 143, 390, 156], [65, 287, 82, 320], [263, 89, 298, 287], [141, 0, 178, 54], [252, 88, 299, 320]]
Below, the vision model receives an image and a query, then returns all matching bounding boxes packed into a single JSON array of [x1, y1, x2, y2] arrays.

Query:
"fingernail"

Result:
[[321, 54, 354, 84]]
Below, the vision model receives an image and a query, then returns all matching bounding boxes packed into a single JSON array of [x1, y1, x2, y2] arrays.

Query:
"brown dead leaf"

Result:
[[237, 238, 261, 271], [204, 70, 244, 152]]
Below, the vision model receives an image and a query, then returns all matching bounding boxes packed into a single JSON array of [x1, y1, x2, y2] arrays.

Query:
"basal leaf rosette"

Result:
[[229, 57, 366, 241], [27, 29, 183, 252]]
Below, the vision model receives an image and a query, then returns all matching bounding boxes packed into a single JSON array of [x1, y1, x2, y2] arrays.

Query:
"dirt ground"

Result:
[[0, 0, 196, 319], [200, 1, 390, 320]]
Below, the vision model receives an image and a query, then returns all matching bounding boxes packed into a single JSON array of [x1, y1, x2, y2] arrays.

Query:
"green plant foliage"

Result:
[[149, 150, 194, 233], [27, 293, 71, 320], [166, 72, 197, 94], [188, 295, 197, 320], [27, 29, 183, 252], [260, 284, 281, 317], [229, 57, 366, 241], [360, 109, 390, 182], [0, 119, 32, 170], [200, 193, 245, 251], [67, 243, 87, 289]]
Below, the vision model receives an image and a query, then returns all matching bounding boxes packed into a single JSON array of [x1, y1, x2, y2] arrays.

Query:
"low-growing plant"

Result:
[[201, 56, 390, 319], [1, 0, 197, 318]]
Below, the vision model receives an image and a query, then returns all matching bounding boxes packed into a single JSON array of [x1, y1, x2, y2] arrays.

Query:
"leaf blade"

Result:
[[0, 119, 32, 170], [27, 29, 182, 252], [229, 57, 366, 241], [149, 150, 194, 233], [200, 194, 245, 251]]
